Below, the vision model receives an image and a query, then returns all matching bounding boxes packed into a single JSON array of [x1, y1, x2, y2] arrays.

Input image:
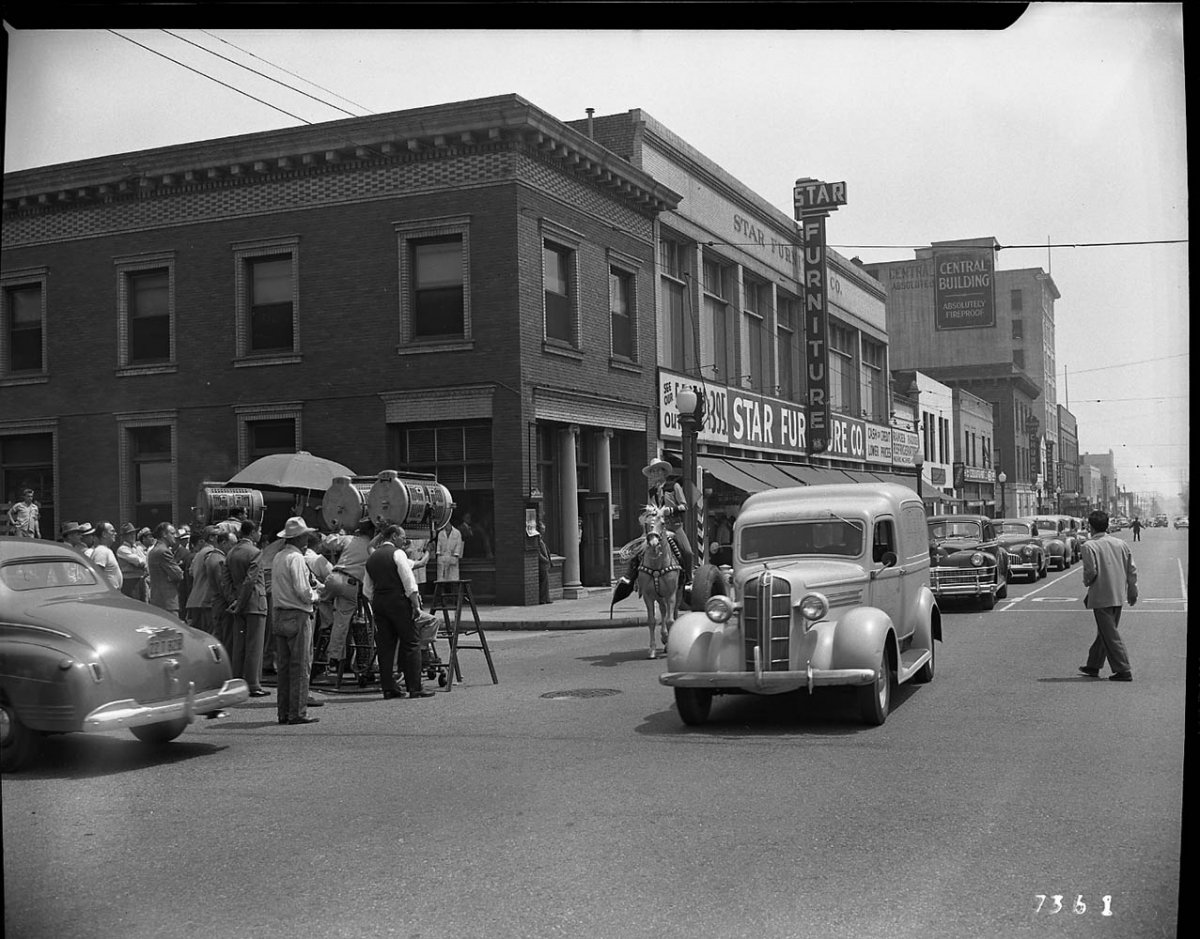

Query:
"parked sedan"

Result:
[[1, 537, 248, 772], [928, 515, 1009, 609], [1175, 516, 1189, 529], [996, 518, 1048, 582], [1032, 516, 1075, 570]]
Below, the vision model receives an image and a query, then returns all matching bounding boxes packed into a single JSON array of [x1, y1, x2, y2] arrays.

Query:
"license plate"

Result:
[[145, 630, 184, 657]]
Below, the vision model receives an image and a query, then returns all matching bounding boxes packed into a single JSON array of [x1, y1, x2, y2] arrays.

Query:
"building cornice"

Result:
[[3, 94, 682, 221]]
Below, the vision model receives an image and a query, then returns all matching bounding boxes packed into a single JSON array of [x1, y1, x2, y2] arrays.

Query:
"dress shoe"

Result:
[[1109, 672, 1133, 682], [1077, 666, 1100, 678], [249, 689, 271, 697], [408, 690, 436, 699], [286, 716, 320, 725], [383, 690, 406, 699]]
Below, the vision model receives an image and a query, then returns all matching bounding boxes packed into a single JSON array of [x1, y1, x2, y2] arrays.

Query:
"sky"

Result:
[[3, 7, 1189, 510]]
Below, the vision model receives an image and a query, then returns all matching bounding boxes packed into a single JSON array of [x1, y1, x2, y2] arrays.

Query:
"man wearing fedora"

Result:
[[60, 521, 91, 555], [116, 522, 149, 600], [615, 457, 694, 597], [271, 516, 323, 725]]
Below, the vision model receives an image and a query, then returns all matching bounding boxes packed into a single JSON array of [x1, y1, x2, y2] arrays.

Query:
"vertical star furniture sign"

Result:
[[793, 178, 847, 455]]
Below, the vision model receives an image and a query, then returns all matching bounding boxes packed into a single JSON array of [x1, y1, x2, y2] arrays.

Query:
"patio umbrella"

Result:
[[226, 451, 355, 493]]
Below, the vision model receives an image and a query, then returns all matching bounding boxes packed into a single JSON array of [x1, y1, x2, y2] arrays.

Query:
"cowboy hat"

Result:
[[60, 520, 84, 536], [276, 516, 317, 539], [642, 457, 674, 478]]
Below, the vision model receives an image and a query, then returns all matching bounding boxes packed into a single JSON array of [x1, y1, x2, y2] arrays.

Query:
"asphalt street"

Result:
[[2, 527, 1186, 939]]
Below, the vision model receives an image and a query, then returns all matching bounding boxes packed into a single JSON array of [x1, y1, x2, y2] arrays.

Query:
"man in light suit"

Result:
[[1078, 509, 1139, 682]]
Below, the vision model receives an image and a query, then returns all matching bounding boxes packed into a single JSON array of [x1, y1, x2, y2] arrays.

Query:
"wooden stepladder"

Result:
[[428, 579, 498, 690]]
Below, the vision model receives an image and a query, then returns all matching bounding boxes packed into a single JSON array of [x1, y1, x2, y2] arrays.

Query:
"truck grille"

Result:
[[743, 572, 792, 671]]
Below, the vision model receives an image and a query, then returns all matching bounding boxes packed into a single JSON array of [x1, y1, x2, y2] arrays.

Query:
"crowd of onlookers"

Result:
[[7, 486, 446, 726]]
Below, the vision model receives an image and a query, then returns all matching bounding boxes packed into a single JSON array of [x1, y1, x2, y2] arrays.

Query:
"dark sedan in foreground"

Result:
[[927, 515, 1009, 609], [1, 537, 248, 772]]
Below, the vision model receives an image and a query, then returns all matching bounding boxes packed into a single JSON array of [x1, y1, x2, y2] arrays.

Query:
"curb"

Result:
[[480, 616, 648, 631]]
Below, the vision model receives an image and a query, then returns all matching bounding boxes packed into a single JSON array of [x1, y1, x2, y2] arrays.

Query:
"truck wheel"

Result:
[[857, 649, 892, 726], [1, 699, 41, 773], [686, 563, 726, 612], [130, 718, 189, 744], [675, 688, 712, 726], [914, 636, 935, 684]]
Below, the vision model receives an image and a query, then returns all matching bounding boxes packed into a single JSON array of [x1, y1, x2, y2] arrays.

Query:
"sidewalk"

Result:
[[461, 585, 649, 631]]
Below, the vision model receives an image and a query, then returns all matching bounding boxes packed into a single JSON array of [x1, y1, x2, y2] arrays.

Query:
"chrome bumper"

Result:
[[660, 668, 875, 694], [930, 570, 996, 596], [82, 679, 250, 732]]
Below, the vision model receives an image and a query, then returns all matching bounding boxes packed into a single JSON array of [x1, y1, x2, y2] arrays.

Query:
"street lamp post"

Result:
[[997, 471, 1007, 518], [675, 387, 705, 573]]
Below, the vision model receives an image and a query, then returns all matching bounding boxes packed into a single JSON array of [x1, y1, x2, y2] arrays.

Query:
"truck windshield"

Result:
[[740, 520, 864, 560]]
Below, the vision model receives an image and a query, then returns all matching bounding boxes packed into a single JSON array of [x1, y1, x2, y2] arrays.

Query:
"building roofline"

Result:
[[4, 93, 683, 215]]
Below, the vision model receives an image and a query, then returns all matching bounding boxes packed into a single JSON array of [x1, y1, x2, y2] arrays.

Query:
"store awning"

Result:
[[871, 471, 925, 493], [699, 457, 819, 493], [783, 465, 859, 486]]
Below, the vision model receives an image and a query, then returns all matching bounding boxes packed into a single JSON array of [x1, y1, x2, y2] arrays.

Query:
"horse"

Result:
[[635, 504, 682, 659]]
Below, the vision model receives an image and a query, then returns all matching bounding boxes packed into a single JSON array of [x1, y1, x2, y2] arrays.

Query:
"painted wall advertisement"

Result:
[[934, 248, 996, 330]]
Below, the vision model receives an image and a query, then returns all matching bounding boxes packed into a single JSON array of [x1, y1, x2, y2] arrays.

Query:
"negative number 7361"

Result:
[[1035, 895, 1113, 915]]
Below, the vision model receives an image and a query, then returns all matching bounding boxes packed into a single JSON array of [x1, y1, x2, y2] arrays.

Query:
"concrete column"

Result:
[[558, 424, 585, 598], [595, 429, 614, 583]]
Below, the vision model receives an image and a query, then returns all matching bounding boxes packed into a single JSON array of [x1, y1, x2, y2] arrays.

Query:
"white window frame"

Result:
[[115, 251, 176, 376], [396, 215, 472, 354], [606, 249, 640, 365], [540, 219, 583, 351], [0, 267, 49, 384], [233, 236, 301, 366], [115, 410, 179, 526], [234, 402, 304, 468]]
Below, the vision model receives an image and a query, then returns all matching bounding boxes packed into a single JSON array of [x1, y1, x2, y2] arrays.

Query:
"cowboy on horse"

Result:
[[610, 457, 694, 612]]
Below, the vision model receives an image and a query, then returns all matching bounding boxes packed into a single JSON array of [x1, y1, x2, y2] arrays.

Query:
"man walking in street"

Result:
[[365, 524, 434, 700], [1131, 517, 1142, 541], [1078, 509, 1139, 682], [271, 517, 322, 725], [6, 488, 40, 538]]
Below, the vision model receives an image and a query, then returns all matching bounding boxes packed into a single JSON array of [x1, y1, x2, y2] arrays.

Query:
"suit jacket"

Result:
[[147, 541, 183, 612], [1082, 532, 1138, 609], [187, 544, 220, 610], [226, 539, 267, 615]]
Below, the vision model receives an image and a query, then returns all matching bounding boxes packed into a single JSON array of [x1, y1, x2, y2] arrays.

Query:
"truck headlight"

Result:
[[705, 595, 735, 623], [798, 592, 829, 622], [971, 552, 985, 566]]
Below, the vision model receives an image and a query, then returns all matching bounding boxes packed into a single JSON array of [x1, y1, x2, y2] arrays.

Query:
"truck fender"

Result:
[[915, 585, 942, 645], [665, 609, 722, 671], [830, 607, 896, 673]]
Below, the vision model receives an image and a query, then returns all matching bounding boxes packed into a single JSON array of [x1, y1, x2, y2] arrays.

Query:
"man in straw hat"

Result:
[[270, 516, 323, 725], [611, 457, 694, 609]]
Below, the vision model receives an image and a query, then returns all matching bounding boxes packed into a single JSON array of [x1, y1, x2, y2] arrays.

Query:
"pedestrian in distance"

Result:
[[364, 523, 434, 700], [6, 488, 41, 538], [270, 517, 323, 725], [147, 522, 184, 618], [116, 522, 149, 600], [1078, 510, 1139, 683], [89, 521, 123, 592], [1130, 517, 1142, 541], [536, 520, 552, 604]]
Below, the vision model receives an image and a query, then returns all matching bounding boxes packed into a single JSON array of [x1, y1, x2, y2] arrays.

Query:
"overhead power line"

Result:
[[161, 29, 362, 120], [829, 239, 1187, 250], [198, 29, 373, 115], [1058, 352, 1189, 378], [108, 30, 312, 125]]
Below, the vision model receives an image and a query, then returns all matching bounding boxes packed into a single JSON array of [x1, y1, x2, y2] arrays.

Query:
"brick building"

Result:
[[1, 94, 681, 604]]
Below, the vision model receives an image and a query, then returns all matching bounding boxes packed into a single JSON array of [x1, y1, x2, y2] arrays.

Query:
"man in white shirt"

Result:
[[271, 517, 323, 725], [88, 521, 124, 591], [365, 524, 433, 700], [436, 519, 464, 583]]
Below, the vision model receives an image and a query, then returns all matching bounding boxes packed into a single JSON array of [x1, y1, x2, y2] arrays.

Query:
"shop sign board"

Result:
[[826, 412, 866, 462], [934, 248, 996, 330], [800, 213, 831, 454], [865, 423, 893, 464], [727, 388, 808, 455], [891, 429, 920, 469], [657, 370, 729, 444]]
